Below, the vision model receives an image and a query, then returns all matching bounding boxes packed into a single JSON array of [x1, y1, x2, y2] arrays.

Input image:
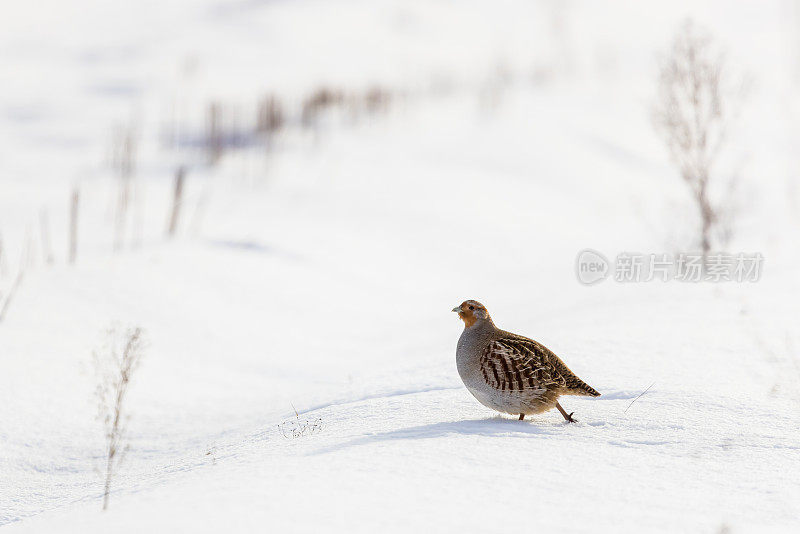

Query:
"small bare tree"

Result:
[[653, 20, 747, 262], [93, 326, 145, 510]]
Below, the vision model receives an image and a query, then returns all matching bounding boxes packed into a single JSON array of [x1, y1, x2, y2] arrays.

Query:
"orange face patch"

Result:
[[458, 309, 477, 328], [456, 300, 486, 328]]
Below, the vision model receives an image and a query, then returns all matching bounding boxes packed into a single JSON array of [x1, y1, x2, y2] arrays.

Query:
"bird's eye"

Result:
[[469, 305, 474, 310]]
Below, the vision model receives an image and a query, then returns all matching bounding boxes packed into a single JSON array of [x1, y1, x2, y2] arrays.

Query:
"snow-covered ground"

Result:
[[2, 1, 800, 532]]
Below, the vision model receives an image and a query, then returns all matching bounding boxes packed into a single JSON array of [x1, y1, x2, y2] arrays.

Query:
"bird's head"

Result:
[[452, 300, 491, 328]]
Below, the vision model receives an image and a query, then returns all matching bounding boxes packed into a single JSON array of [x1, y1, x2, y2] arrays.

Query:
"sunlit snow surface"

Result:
[[1, 0, 800, 532]]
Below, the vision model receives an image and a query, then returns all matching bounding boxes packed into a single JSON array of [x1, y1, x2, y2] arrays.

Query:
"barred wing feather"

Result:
[[480, 336, 600, 397]]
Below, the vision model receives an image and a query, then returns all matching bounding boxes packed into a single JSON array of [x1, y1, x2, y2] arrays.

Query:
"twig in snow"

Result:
[[624, 382, 655, 413]]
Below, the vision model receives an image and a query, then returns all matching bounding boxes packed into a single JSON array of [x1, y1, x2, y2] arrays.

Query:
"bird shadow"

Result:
[[309, 416, 567, 456]]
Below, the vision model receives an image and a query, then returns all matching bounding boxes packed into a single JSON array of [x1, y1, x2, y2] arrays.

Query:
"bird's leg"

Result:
[[518, 414, 525, 421], [555, 402, 577, 423]]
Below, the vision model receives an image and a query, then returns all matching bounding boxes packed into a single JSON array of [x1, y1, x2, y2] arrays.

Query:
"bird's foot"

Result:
[[518, 414, 525, 421], [555, 402, 577, 423]]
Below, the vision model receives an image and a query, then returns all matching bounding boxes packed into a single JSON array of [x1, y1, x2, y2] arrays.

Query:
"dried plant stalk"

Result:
[[0, 240, 29, 323], [94, 326, 145, 510], [112, 126, 137, 252], [167, 166, 185, 237]]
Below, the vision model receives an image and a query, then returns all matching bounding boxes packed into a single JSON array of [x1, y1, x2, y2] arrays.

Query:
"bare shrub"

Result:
[[257, 94, 285, 157], [301, 87, 344, 129], [652, 20, 748, 263], [256, 94, 285, 136], [204, 101, 259, 163], [93, 326, 145, 510], [278, 417, 323, 439], [363, 86, 391, 115], [278, 405, 323, 439]]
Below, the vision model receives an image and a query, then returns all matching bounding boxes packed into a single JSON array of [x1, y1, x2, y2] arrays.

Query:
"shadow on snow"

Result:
[[309, 417, 569, 455]]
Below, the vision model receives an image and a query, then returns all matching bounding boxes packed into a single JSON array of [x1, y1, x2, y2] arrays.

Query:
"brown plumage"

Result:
[[453, 299, 600, 422]]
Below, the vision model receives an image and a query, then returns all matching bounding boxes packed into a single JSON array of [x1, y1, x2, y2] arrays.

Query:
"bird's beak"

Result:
[[451, 305, 462, 313]]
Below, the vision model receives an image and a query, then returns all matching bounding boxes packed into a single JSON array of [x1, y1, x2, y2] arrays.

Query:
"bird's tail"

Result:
[[565, 379, 601, 397]]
